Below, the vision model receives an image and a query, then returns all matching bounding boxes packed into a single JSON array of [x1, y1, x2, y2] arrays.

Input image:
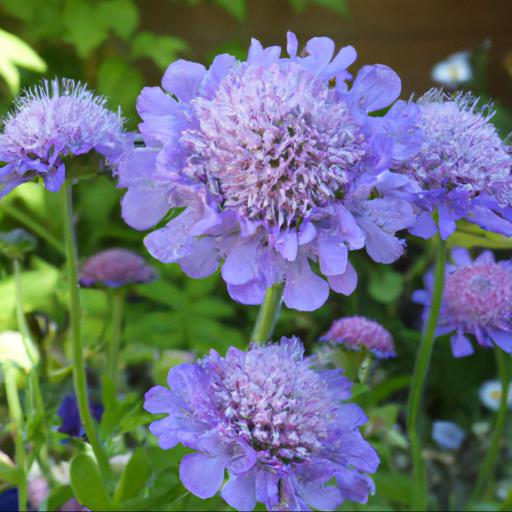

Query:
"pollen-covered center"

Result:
[[182, 62, 366, 228], [209, 344, 336, 463], [444, 264, 512, 327]]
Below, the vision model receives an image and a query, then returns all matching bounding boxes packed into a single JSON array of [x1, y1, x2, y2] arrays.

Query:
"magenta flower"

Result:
[[413, 248, 512, 357], [397, 90, 512, 240], [117, 32, 419, 311], [321, 316, 396, 358], [0, 78, 126, 196], [144, 337, 379, 511], [79, 248, 155, 288]]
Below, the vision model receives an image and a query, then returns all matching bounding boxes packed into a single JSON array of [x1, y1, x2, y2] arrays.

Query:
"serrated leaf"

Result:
[[132, 32, 187, 70], [214, 0, 246, 20], [98, 0, 140, 40], [0, 29, 46, 94], [63, 0, 109, 57], [70, 454, 113, 511], [114, 448, 151, 505]]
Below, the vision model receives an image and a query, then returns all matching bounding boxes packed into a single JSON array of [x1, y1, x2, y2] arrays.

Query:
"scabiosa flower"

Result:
[[144, 337, 379, 511], [117, 32, 419, 311], [79, 248, 155, 288], [0, 78, 126, 197], [413, 248, 512, 357], [57, 394, 103, 438], [397, 89, 512, 240], [321, 316, 396, 358]]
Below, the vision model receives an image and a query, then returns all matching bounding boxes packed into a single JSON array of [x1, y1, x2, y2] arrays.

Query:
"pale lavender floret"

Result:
[[413, 247, 512, 357], [431, 421, 465, 450], [144, 337, 379, 511], [321, 315, 396, 358], [117, 32, 420, 311], [0, 78, 127, 196], [397, 89, 512, 240]]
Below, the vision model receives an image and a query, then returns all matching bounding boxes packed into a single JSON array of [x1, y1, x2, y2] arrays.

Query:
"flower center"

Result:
[[209, 345, 335, 464], [182, 62, 366, 228], [444, 264, 512, 328]]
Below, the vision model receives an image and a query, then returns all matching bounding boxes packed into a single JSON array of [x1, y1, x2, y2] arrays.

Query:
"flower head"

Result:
[[413, 248, 512, 357], [117, 32, 419, 311], [57, 394, 103, 438], [431, 421, 465, 450], [321, 316, 395, 358], [144, 337, 379, 511], [0, 78, 126, 196], [398, 90, 512, 240], [479, 380, 512, 411], [79, 248, 155, 288]]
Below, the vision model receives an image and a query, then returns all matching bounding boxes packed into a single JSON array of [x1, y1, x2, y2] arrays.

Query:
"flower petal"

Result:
[[179, 453, 225, 498], [221, 471, 257, 512], [327, 262, 357, 295], [162, 60, 206, 102], [450, 330, 474, 358]]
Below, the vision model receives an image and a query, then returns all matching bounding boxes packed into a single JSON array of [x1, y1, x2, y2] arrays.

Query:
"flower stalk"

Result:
[[406, 235, 446, 510], [251, 283, 284, 343], [61, 181, 111, 480], [107, 288, 125, 394], [470, 347, 511, 503]]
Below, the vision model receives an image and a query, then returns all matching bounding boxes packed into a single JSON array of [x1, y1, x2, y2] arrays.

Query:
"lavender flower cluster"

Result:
[[1, 30, 511, 512]]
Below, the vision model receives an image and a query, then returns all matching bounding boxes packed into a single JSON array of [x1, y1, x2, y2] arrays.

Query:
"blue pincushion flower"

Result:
[[117, 32, 420, 311], [144, 337, 379, 511], [0, 78, 126, 196], [413, 248, 512, 357], [57, 394, 103, 438], [397, 90, 512, 240]]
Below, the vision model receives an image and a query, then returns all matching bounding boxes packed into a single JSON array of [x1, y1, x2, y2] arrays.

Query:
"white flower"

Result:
[[431, 51, 472, 87], [479, 380, 512, 411]]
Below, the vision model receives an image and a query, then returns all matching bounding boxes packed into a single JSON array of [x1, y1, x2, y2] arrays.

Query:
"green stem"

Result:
[[107, 289, 125, 394], [406, 236, 446, 511], [251, 283, 284, 344], [13, 258, 54, 482], [61, 182, 111, 481], [0, 202, 64, 255], [470, 348, 511, 503], [4, 367, 27, 512]]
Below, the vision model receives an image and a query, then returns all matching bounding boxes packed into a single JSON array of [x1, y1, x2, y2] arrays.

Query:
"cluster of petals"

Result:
[[144, 337, 379, 511], [413, 247, 512, 357], [117, 32, 420, 311], [0, 78, 126, 196], [321, 315, 396, 358], [79, 248, 155, 288], [396, 90, 512, 240]]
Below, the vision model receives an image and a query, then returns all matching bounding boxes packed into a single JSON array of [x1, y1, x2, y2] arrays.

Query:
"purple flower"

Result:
[[431, 421, 465, 450], [117, 32, 419, 311], [413, 248, 512, 357], [397, 90, 512, 240], [57, 394, 103, 438], [0, 78, 126, 197], [321, 316, 396, 358], [79, 248, 155, 288], [144, 337, 379, 511]]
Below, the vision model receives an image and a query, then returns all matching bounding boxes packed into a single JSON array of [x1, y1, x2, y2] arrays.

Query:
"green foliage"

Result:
[[70, 454, 113, 510], [113, 448, 151, 506], [0, 28, 46, 94]]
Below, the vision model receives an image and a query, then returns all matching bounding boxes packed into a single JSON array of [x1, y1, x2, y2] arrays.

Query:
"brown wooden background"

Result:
[[139, 0, 512, 104]]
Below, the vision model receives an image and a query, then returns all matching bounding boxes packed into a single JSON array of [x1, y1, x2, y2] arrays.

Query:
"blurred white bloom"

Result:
[[431, 51, 472, 87], [432, 420, 466, 450], [479, 380, 512, 411], [0, 331, 33, 372]]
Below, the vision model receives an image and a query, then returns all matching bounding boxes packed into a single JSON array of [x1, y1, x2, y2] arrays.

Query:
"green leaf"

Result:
[[97, 57, 144, 114], [45, 485, 74, 512], [0, 458, 21, 485], [214, 0, 246, 20], [63, 0, 109, 57], [98, 0, 140, 40], [0, 29, 46, 94], [70, 454, 113, 511], [114, 448, 151, 505], [448, 223, 512, 250], [310, 0, 349, 15], [132, 32, 187, 70], [368, 268, 404, 304]]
